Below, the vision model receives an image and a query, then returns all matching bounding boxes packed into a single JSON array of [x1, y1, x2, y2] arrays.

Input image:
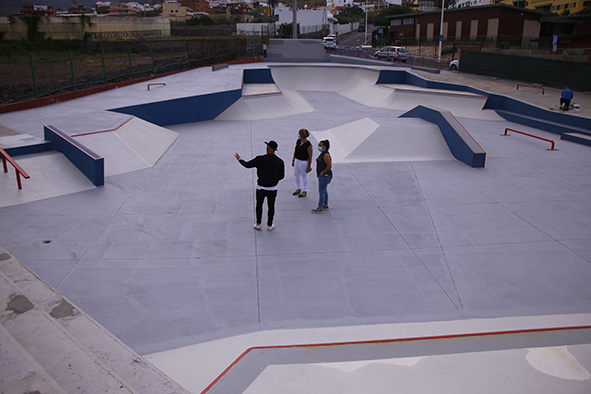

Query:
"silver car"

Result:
[[375, 46, 409, 62]]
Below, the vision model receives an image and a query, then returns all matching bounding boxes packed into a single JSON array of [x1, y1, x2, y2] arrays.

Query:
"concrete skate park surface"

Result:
[[0, 63, 590, 393]]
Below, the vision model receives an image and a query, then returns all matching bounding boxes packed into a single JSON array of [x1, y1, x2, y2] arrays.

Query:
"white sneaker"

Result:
[[253, 223, 261, 230], [267, 224, 275, 231]]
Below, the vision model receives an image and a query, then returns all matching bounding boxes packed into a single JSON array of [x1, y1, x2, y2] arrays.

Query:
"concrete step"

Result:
[[561, 132, 591, 147], [0, 323, 67, 393], [0, 247, 190, 394], [495, 110, 591, 136]]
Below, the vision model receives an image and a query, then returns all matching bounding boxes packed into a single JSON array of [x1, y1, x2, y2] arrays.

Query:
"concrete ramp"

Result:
[[311, 118, 454, 164], [269, 66, 503, 120], [270, 65, 380, 94], [366, 85, 501, 120], [311, 118, 379, 163], [0, 151, 95, 208], [216, 88, 313, 121], [74, 117, 178, 176]]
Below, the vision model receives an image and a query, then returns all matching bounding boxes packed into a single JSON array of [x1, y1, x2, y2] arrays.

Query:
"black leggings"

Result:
[[256, 189, 277, 226]]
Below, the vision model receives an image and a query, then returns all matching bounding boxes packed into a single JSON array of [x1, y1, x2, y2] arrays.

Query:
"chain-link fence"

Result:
[[0, 37, 262, 106]]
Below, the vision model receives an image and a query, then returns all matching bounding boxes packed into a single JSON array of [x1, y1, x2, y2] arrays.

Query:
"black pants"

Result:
[[560, 98, 571, 110], [256, 189, 277, 226]]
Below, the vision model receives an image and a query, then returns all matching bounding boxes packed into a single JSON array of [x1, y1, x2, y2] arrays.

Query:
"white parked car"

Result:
[[375, 46, 409, 62], [322, 36, 336, 49], [449, 59, 460, 71]]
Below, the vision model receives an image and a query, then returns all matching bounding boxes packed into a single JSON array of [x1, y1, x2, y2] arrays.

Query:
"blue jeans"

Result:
[[318, 175, 332, 208]]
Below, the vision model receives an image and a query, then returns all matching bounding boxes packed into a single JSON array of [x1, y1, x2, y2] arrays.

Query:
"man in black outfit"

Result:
[[235, 141, 285, 231]]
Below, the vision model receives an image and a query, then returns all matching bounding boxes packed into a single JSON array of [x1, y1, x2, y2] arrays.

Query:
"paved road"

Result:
[[338, 25, 373, 47]]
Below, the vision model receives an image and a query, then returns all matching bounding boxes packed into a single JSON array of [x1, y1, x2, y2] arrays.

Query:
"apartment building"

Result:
[[495, 0, 590, 14]]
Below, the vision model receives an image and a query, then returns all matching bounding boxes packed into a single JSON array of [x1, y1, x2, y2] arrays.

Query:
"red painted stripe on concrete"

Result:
[[201, 324, 591, 394]]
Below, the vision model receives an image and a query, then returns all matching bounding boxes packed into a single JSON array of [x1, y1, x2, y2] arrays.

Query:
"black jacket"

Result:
[[239, 154, 285, 188]]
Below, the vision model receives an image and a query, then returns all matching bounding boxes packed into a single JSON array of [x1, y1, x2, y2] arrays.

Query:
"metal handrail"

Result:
[[516, 84, 545, 95], [501, 128, 558, 151], [0, 147, 30, 190], [148, 83, 166, 90]]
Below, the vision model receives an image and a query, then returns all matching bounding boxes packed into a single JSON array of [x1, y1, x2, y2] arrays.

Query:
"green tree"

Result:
[[336, 5, 364, 24], [187, 15, 214, 26], [278, 22, 299, 38]]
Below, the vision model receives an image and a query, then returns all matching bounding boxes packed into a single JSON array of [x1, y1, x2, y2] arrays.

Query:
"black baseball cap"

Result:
[[265, 140, 278, 151]]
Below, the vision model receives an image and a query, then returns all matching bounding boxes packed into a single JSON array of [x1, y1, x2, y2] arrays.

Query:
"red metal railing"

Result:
[[0, 147, 30, 189], [147, 83, 166, 90], [516, 84, 545, 95], [501, 128, 558, 151]]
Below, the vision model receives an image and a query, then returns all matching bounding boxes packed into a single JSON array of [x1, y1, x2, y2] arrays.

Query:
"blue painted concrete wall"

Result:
[[44, 125, 104, 186], [110, 89, 242, 127], [484, 93, 591, 135], [377, 69, 590, 136], [400, 105, 486, 168], [4, 142, 53, 157], [243, 69, 275, 84]]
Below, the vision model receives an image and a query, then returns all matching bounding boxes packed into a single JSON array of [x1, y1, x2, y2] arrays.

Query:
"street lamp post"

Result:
[[437, 0, 445, 62], [293, 0, 297, 39]]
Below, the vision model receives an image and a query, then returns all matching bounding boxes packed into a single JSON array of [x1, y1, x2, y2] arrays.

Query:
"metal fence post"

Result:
[[185, 41, 189, 68], [151, 44, 155, 75], [128, 46, 133, 79], [29, 52, 39, 99], [101, 48, 107, 85], [170, 42, 174, 72], [69, 50, 77, 91]]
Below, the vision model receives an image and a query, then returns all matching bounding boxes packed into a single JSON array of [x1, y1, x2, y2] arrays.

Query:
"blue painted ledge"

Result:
[[400, 105, 486, 168]]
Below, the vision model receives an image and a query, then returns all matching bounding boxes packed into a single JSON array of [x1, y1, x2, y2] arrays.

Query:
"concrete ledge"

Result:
[[212, 64, 229, 71], [561, 132, 591, 146], [485, 94, 591, 133], [44, 125, 104, 186], [110, 89, 242, 126], [410, 65, 441, 74], [400, 105, 486, 168], [3, 141, 53, 157], [495, 110, 591, 136]]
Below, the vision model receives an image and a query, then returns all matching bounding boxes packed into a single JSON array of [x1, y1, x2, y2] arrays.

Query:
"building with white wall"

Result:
[[452, 0, 491, 8], [275, 4, 335, 33]]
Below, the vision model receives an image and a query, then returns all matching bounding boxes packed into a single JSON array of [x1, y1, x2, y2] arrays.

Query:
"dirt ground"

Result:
[[0, 125, 19, 136]]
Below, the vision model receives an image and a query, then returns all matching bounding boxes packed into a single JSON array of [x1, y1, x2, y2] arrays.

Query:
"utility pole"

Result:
[[292, 0, 297, 39], [437, 0, 445, 61]]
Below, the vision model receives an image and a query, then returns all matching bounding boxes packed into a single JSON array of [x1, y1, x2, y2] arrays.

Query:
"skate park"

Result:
[[1, 54, 591, 392]]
